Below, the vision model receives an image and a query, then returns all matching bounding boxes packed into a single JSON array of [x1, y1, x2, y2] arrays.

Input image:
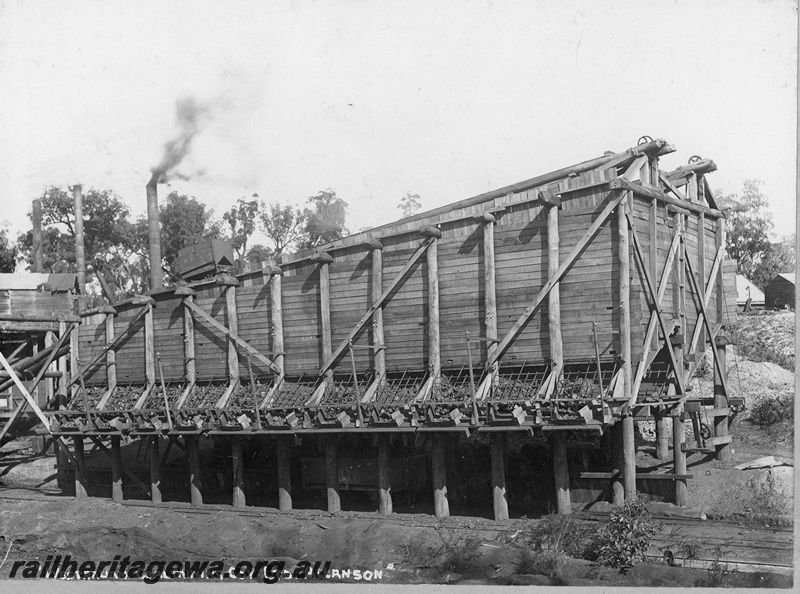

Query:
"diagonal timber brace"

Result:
[[183, 299, 281, 375], [626, 212, 686, 403], [318, 237, 435, 377], [486, 156, 648, 371], [0, 351, 51, 432]]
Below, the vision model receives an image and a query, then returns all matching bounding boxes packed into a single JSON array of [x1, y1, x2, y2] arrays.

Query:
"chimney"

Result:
[[146, 180, 163, 290], [72, 185, 87, 309], [32, 198, 43, 273]]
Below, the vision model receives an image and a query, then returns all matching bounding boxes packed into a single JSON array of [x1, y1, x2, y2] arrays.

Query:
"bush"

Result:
[[434, 532, 483, 576], [515, 549, 562, 578], [516, 513, 603, 563], [748, 395, 794, 429], [596, 495, 662, 573]]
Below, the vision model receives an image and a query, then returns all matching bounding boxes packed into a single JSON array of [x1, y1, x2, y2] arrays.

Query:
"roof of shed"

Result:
[[0, 273, 78, 291]]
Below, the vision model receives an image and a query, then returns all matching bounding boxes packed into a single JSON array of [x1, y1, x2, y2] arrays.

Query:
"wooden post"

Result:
[[617, 199, 636, 500], [713, 338, 730, 460], [232, 439, 245, 508], [186, 436, 203, 506], [371, 245, 386, 384], [69, 322, 80, 401], [610, 422, 624, 504], [105, 312, 116, 390], [110, 436, 123, 502], [547, 201, 563, 372], [277, 437, 292, 511], [319, 263, 333, 386], [73, 184, 87, 310], [655, 408, 670, 460], [673, 405, 688, 506], [491, 433, 509, 520], [145, 305, 156, 387], [73, 437, 88, 499], [697, 213, 706, 353], [44, 331, 55, 406], [483, 215, 498, 376], [552, 433, 571, 514], [715, 219, 725, 326], [184, 295, 196, 385], [377, 435, 392, 516], [149, 436, 162, 504], [431, 433, 449, 518], [427, 238, 440, 381], [32, 198, 44, 273], [324, 436, 341, 512], [57, 321, 68, 403], [225, 286, 240, 384], [270, 271, 284, 387]]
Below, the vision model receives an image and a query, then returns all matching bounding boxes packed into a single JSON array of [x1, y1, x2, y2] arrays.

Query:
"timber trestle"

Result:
[[27, 137, 740, 519]]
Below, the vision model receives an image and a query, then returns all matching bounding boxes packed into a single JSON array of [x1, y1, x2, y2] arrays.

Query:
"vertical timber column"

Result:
[[714, 218, 730, 460], [269, 269, 284, 388], [673, 404, 688, 506], [73, 437, 88, 499], [32, 198, 44, 273], [105, 312, 117, 391], [377, 435, 392, 516], [490, 433, 509, 520], [427, 234, 441, 382], [617, 197, 636, 501], [232, 439, 246, 508], [479, 214, 498, 376], [225, 285, 240, 385], [187, 436, 203, 506], [44, 331, 55, 405], [430, 433, 449, 518], [183, 295, 196, 386], [57, 321, 68, 403], [552, 432, 571, 514], [145, 304, 156, 387], [73, 184, 87, 310], [276, 437, 292, 511], [370, 242, 386, 385], [318, 256, 333, 387], [697, 212, 707, 357], [70, 322, 80, 401], [713, 338, 729, 460], [110, 436, 123, 502], [324, 435, 341, 512], [149, 436, 162, 504], [652, 199, 669, 460], [610, 422, 624, 504]]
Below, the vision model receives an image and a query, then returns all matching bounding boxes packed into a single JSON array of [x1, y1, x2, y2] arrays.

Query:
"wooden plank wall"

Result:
[[113, 305, 147, 384], [77, 322, 107, 385], [192, 285, 228, 381]]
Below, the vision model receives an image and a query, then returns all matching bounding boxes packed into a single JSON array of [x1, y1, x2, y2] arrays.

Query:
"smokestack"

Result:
[[146, 180, 162, 290], [32, 199, 43, 273], [72, 185, 87, 309]]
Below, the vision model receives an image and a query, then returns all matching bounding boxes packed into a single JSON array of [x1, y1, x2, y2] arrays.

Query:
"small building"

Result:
[[736, 275, 765, 311], [765, 273, 795, 310]]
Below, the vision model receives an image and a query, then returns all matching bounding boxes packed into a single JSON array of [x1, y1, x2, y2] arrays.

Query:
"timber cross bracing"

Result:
[[40, 138, 737, 438]]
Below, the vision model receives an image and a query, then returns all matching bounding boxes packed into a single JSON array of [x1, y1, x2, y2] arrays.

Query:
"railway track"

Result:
[[0, 489, 793, 576]]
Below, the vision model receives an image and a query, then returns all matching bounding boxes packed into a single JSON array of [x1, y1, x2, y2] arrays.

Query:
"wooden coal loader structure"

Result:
[[6, 137, 739, 519]]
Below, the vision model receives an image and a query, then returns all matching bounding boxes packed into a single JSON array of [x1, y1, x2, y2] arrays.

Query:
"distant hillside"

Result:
[[733, 311, 795, 371]]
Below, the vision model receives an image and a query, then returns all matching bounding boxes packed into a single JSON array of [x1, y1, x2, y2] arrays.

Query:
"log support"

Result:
[[482, 215, 498, 378], [547, 200, 563, 374], [320, 262, 333, 387], [611, 421, 624, 505], [187, 436, 203, 506], [377, 435, 392, 516], [226, 286, 240, 384], [655, 408, 670, 460], [491, 433, 509, 520], [110, 436, 123, 502], [371, 244, 386, 385], [149, 436, 162, 504], [270, 270, 285, 387], [552, 432, 571, 514], [73, 437, 88, 499], [277, 437, 292, 511], [673, 405, 688, 506], [431, 433, 449, 518], [324, 435, 341, 512], [145, 305, 156, 387], [184, 295, 196, 385], [713, 338, 730, 460], [427, 237, 440, 381], [232, 439, 245, 508], [617, 198, 636, 500]]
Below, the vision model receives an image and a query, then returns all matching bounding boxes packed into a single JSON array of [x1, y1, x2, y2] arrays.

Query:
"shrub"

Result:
[[515, 549, 562, 578], [516, 513, 603, 564], [748, 395, 794, 429], [695, 547, 733, 587], [434, 532, 483, 576], [596, 495, 662, 573]]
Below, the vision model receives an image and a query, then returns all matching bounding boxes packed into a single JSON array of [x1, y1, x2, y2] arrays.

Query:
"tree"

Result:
[[299, 189, 348, 249], [0, 228, 15, 272], [752, 234, 795, 289], [222, 195, 260, 266], [245, 244, 274, 265], [158, 191, 223, 281], [398, 191, 422, 217], [259, 201, 306, 255], [719, 180, 774, 284]]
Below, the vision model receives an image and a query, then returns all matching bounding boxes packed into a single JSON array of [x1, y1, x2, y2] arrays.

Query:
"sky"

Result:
[[0, 0, 797, 249]]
